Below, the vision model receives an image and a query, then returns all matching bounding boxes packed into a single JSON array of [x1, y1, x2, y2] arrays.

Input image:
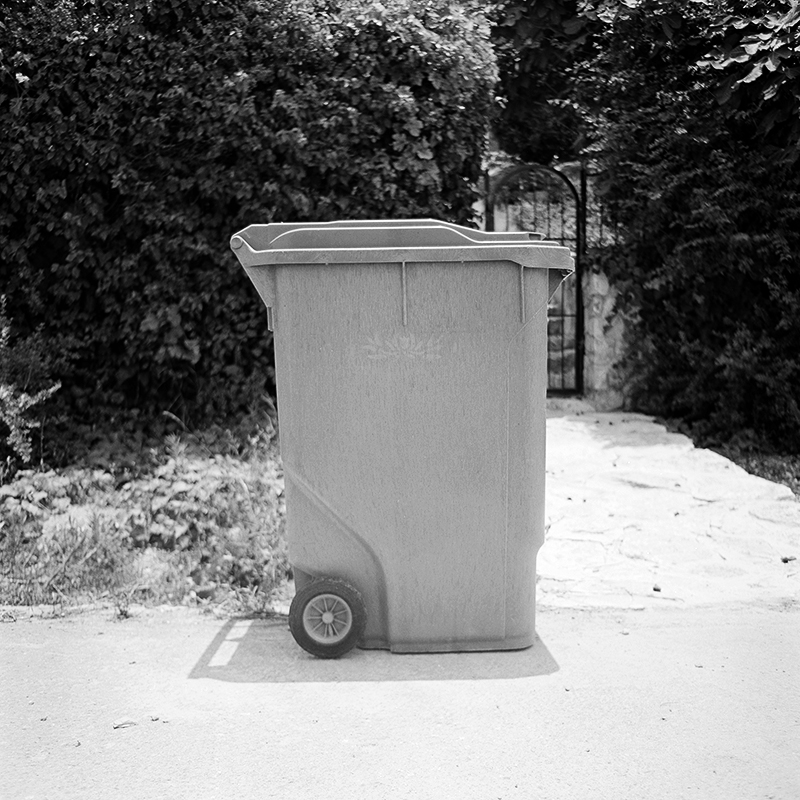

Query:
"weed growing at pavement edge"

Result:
[[0, 414, 288, 612]]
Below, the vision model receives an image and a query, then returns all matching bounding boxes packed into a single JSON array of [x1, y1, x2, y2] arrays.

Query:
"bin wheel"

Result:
[[289, 578, 366, 659]]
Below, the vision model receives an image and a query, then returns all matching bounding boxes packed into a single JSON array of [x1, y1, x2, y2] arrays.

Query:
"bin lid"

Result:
[[230, 219, 573, 272]]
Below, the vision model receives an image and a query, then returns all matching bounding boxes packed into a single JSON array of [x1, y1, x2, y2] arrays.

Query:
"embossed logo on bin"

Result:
[[362, 333, 443, 361]]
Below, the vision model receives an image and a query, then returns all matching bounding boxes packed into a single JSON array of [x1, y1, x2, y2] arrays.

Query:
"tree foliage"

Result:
[[494, 0, 800, 158], [0, 0, 497, 434], [705, 0, 800, 160], [491, 0, 593, 162]]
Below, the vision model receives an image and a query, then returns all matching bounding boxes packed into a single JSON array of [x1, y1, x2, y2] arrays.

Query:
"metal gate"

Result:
[[485, 163, 585, 394]]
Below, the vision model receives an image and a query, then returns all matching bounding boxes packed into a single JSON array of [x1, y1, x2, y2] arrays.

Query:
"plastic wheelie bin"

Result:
[[230, 219, 573, 657]]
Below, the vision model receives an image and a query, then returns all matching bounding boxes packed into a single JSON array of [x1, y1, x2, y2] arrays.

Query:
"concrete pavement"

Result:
[[2, 605, 798, 799], [2, 404, 799, 799]]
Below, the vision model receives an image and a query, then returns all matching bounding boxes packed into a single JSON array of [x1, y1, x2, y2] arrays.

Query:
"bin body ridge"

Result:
[[231, 220, 573, 653]]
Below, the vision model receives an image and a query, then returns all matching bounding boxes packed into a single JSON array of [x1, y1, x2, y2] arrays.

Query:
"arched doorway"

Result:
[[485, 163, 585, 394]]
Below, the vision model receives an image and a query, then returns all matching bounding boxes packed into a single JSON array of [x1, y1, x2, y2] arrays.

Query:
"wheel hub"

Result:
[[302, 593, 354, 645]]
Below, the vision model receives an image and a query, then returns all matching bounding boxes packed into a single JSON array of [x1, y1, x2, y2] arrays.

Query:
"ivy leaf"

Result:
[[742, 62, 764, 83]]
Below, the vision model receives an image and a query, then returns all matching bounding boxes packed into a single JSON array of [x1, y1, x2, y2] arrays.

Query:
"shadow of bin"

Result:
[[230, 220, 573, 656]]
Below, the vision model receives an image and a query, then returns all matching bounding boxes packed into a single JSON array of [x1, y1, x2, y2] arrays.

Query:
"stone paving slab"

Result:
[[540, 402, 800, 609]]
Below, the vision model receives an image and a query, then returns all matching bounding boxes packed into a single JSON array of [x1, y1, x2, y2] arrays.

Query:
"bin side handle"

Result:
[[242, 265, 277, 314], [549, 269, 571, 301]]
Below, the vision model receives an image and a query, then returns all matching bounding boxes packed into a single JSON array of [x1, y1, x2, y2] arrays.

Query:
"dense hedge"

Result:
[[491, 0, 800, 450], [579, 1, 800, 450], [601, 145, 800, 450], [0, 0, 496, 432]]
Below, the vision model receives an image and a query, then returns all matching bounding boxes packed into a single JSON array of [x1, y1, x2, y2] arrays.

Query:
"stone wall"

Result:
[[582, 270, 627, 411]]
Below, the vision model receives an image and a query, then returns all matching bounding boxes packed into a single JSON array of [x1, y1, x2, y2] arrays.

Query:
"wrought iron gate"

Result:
[[485, 163, 585, 394]]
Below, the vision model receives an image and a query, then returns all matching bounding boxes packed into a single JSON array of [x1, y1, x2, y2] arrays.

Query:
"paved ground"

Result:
[[540, 400, 800, 610], [2, 404, 799, 799]]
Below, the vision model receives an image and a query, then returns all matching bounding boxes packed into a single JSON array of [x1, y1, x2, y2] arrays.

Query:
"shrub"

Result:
[[0, 296, 61, 465], [579, 1, 800, 449], [0, 0, 497, 427], [0, 423, 287, 608]]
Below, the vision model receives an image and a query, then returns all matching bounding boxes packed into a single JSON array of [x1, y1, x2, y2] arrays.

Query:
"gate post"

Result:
[[576, 163, 587, 395]]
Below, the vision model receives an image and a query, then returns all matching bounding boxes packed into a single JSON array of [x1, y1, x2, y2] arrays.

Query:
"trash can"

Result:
[[230, 220, 573, 657]]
